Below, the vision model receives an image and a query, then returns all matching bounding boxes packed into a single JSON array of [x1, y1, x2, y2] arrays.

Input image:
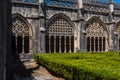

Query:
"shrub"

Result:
[[34, 52, 120, 80]]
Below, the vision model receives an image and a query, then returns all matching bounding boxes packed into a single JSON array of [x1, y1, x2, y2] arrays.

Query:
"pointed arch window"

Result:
[[45, 14, 75, 53], [12, 15, 32, 54], [86, 19, 107, 52]]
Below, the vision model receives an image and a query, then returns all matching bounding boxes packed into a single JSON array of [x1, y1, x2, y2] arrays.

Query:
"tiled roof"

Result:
[[44, 0, 78, 8]]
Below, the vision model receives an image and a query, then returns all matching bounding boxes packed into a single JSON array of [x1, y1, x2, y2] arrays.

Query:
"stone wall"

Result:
[[11, 0, 120, 53]]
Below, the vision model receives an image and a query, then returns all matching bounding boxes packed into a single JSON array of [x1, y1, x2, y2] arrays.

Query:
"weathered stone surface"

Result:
[[11, 0, 120, 54]]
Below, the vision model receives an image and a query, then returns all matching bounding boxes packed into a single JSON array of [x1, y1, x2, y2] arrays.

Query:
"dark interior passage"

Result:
[[45, 36, 74, 53], [87, 37, 106, 52]]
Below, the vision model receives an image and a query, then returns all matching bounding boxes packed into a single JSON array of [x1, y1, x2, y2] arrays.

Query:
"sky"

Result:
[[114, 0, 120, 3], [99, 0, 120, 3]]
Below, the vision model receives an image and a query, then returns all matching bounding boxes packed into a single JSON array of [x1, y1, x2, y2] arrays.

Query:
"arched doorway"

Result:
[[12, 14, 32, 54], [45, 14, 75, 53], [86, 17, 107, 52]]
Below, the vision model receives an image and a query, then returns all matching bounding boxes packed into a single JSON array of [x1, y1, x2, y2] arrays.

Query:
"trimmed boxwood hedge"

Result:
[[34, 52, 120, 80]]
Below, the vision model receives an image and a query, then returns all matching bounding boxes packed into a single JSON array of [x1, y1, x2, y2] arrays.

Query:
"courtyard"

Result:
[[35, 52, 120, 80]]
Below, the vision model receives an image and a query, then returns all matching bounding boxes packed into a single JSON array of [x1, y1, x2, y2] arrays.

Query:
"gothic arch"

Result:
[[85, 16, 107, 31], [46, 13, 75, 29], [12, 13, 33, 54], [85, 16, 108, 52], [45, 13, 75, 53]]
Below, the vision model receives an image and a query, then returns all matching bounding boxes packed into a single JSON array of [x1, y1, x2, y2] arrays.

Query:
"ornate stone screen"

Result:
[[86, 21, 107, 52], [45, 14, 74, 53], [12, 15, 32, 54]]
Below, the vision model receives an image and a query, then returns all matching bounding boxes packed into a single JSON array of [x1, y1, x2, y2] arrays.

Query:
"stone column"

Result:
[[78, 0, 83, 18], [59, 36, 61, 53], [49, 36, 51, 53], [94, 37, 95, 52], [98, 37, 100, 52], [107, 0, 115, 51], [101, 37, 103, 52], [15, 36, 18, 54], [105, 38, 108, 52], [108, 0, 114, 21], [38, 0, 45, 53], [114, 32, 118, 51], [54, 36, 56, 53], [64, 36, 66, 53], [80, 20, 87, 52], [29, 36, 32, 53], [118, 37, 119, 50], [0, 0, 12, 80], [22, 35, 25, 54], [89, 37, 91, 52], [107, 23, 115, 51], [69, 36, 71, 53], [39, 30, 45, 53]]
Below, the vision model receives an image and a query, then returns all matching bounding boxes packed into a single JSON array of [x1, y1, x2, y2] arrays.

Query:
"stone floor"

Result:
[[14, 61, 65, 80]]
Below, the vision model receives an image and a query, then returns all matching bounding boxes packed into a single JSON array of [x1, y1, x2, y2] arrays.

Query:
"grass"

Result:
[[34, 52, 120, 80]]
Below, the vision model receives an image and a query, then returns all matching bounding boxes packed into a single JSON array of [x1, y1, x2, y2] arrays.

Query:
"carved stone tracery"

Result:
[[12, 16, 32, 54], [45, 15, 75, 53], [86, 22, 106, 37], [46, 16, 74, 36], [86, 21, 107, 52], [12, 18, 29, 37]]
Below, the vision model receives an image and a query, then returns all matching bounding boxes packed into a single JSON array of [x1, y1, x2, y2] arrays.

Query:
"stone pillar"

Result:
[[69, 36, 71, 53], [29, 36, 32, 53], [22, 36, 25, 54], [59, 36, 61, 53], [64, 36, 66, 53], [39, 0, 43, 4], [109, 0, 114, 13], [107, 22, 115, 51], [40, 31, 45, 53], [0, 0, 12, 80], [38, 1, 45, 53], [93, 37, 95, 52], [49, 36, 51, 53], [108, 0, 114, 21], [89, 37, 91, 52], [113, 30, 118, 51], [80, 21, 87, 52], [78, 0, 83, 18], [101, 37, 103, 52], [54, 36, 56, 53], [15, 36, 18, 54], [98, 37, 100, 52], [6, 0, 13, 79]]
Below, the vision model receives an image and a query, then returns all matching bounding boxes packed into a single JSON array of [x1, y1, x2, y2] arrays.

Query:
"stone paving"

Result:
[[14, 61, 65, 80]]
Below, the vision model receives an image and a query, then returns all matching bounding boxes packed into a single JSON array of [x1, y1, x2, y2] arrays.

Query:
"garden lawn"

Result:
[[34, 52, 120, 80]]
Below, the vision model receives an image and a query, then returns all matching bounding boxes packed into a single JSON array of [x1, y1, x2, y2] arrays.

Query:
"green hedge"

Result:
[[34, 52, 120, 80]]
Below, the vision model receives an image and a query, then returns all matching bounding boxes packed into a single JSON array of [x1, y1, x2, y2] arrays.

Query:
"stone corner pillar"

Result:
[[0, 0, 12, 80], [80, 21, 87, 52], [106, 22, 115, 51]]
